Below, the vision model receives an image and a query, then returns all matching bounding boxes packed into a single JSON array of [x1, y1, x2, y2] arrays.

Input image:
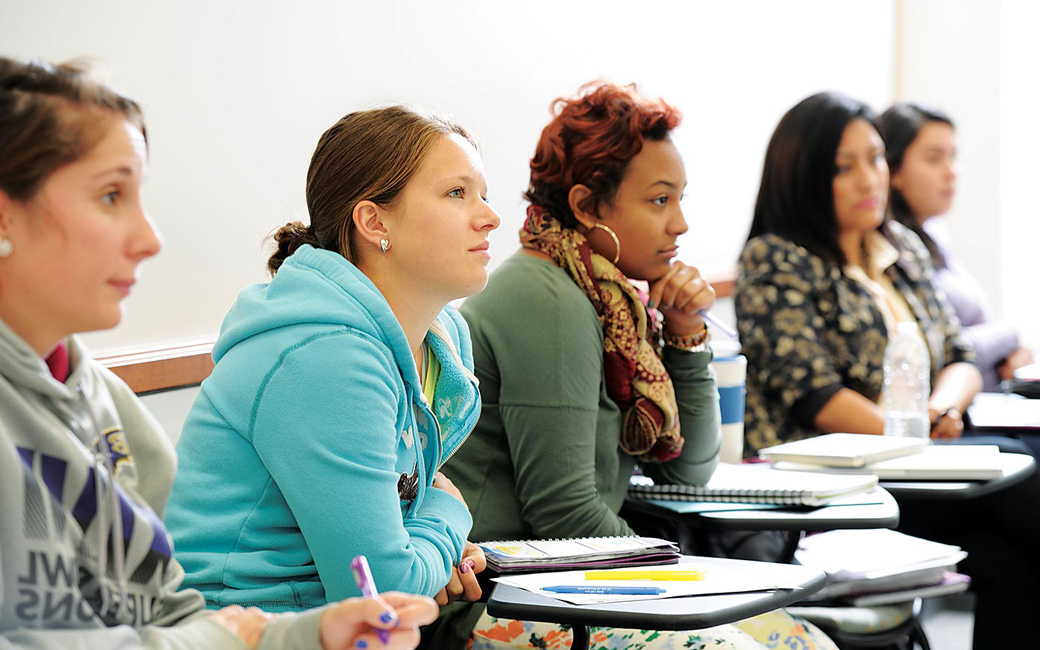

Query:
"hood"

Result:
[[0, 318, 75, 402], [213, 244, 423, 391]]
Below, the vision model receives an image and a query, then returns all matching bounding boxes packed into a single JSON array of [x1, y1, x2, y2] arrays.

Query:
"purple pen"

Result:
[[351, 555, 393, 645]]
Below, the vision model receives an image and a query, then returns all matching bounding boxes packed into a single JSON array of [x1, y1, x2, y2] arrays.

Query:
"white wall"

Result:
[[899, 0, 1038, 348], [0, 0, 895, 356], [139, 386, 200, 446], [998, 0, 1040, 348]]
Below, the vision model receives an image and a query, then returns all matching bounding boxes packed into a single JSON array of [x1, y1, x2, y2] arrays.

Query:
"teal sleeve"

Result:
[[482, 284, 634, 539], [250, 332, 470, 600], [641, 348, 721, 487]]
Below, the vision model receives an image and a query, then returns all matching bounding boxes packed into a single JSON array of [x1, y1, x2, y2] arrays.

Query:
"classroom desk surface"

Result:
[[487, 555, 825, 650], [968, 392, 1040, 432], [879, 451, 1035, 500]]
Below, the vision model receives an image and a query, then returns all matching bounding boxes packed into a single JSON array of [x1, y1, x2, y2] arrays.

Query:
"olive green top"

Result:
[[445, 254, 721, 543]]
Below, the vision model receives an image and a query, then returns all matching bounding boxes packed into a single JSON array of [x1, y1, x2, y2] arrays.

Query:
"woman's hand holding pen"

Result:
[[928, 406, 964, 439], [319, 592, 438, 650], [208, 594, 438, 650], [647, 261, 716, 336]]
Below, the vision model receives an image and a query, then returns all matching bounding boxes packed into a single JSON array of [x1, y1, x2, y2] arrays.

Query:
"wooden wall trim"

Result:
[[97, 339, 216, 395], [97, 268, 737, 394]]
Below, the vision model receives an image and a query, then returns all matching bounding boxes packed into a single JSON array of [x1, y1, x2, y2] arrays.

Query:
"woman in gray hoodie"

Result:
[[0, 56, 436, 650]]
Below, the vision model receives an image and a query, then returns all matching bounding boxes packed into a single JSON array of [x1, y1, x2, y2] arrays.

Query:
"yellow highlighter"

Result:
[[584, 570, 706, 581]]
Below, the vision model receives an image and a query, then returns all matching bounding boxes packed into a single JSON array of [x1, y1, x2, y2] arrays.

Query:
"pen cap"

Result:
[[350, 555, 376, 595]]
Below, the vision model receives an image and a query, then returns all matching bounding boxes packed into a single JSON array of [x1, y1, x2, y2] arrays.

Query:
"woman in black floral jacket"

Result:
[[736, 92, 979, 454], [735, 91, 1039, 650]]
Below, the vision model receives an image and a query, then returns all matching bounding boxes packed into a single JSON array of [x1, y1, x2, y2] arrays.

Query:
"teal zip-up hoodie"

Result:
[[165, 245, 479, 611]]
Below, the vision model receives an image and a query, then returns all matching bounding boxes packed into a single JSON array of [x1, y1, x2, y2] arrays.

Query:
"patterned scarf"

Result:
[[520, 205, 684, 463]]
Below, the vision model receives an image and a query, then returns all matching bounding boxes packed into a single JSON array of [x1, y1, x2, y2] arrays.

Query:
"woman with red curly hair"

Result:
[[426, 82, 838, 650]]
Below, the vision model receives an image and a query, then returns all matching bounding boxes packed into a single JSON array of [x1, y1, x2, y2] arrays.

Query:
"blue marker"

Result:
[[543, 585, 666, 595]]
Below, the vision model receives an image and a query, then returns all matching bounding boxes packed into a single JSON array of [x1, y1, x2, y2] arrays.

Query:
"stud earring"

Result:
[[0, 237, 12, 258], [380, 238, 391, 253]]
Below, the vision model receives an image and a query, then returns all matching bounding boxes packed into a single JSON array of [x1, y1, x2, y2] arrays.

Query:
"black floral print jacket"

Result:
[[735, 220, 975, 455]]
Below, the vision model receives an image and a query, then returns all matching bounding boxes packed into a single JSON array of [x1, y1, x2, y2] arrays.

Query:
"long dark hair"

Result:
[[747, 92, 879, 266], [878, 102, 954, 265]]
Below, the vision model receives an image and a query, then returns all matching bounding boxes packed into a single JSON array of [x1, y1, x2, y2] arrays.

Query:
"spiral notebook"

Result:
[[479, 535, 680, 573], [627, 463, 879, 507]]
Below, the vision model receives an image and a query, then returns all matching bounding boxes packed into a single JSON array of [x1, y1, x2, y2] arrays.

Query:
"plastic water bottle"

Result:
[[882, 322, 931, 438]]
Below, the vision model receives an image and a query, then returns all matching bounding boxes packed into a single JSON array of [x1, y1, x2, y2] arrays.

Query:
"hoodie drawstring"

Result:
[[78, 385, 130, 621]]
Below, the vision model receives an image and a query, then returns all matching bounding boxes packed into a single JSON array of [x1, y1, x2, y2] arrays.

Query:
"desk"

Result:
[[880, 452, 1035, 500], [968, 392, 1040, 432], [487, 556, 825, 650], [624, 488, 899, 562]]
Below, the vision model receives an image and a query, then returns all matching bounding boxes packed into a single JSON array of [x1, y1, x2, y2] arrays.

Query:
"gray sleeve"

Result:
[[0, 617, 248, 650], [0, 590, 327, 650]]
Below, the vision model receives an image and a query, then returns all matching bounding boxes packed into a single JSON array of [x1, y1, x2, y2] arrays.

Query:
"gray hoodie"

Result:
[[0, 318, 326, 649]]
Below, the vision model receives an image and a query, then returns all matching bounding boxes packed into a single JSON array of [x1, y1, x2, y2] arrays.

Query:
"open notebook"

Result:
[[627, 463, 879, 507], [479, 536, 680, 573]]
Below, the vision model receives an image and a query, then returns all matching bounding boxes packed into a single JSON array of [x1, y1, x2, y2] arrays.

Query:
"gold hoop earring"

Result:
[[592, 223, 620, 265]]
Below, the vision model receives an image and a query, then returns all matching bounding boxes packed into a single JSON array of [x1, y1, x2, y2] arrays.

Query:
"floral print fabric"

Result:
[[468, 608, 839, 650], [734, 221, 974, 455]]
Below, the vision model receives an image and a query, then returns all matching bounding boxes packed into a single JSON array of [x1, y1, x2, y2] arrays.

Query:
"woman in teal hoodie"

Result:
[[166, 107, 501, 611]]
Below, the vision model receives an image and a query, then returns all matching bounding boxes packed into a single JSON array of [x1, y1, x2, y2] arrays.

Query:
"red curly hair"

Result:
[[525, 81, 682, 228]]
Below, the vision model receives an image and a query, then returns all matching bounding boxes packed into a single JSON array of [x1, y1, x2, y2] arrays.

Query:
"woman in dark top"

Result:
[[735, 92, 1040, 650], [879, 102, 1033, 392]]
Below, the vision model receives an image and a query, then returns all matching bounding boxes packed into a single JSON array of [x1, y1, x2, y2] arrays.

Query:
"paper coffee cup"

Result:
[[712, 354, 747, 464]]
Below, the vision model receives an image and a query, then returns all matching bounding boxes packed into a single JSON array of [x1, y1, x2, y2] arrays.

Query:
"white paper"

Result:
[[493, 561, 806, 605], [796, 529, 964, 580]]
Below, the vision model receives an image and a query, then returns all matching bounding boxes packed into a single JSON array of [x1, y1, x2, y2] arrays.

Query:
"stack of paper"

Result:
[[773, 444, 1010, 480], [795, 529, 970, 606], [478, 536, 680, 573], [493, 559, 808, 605]]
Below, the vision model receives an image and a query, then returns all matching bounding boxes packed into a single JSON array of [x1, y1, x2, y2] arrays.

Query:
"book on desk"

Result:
[[757, 433, 929, 468], [772, 444, 1011, 481], [626, 462, 879, 507], [478, 535, 681, 573]]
